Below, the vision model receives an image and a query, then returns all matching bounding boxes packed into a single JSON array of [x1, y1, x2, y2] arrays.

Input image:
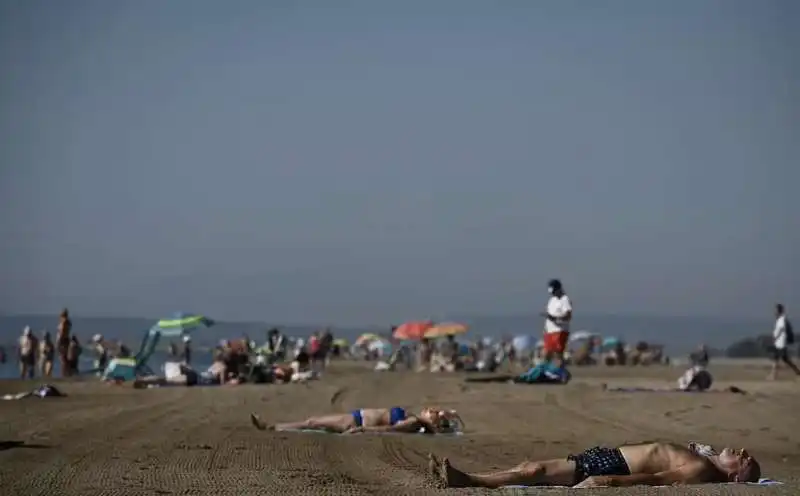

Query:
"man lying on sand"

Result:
[[429, 441, 760, 488], [250, 406, 464, 434]]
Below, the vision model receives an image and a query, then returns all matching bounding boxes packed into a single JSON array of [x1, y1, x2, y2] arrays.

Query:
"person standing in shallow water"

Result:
[[18, 327, 37, 379], [57, 309, 72, 377], [67, 335, 82, 375], [40, 331, 55, 377]]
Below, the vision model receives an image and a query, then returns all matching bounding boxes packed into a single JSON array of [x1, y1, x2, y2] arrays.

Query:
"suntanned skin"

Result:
[[250, 407, 449, 434], [429, 442, 759, 488]]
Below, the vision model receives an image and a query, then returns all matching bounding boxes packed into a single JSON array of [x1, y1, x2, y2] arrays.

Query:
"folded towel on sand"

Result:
[[502, 478, 782, 488]]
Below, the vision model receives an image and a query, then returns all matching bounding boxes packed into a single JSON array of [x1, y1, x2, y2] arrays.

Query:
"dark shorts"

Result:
[[772, 347, 789, 361], [567, 446, 631, 484]]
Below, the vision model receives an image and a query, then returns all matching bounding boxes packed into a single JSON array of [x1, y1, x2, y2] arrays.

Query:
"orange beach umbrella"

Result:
[[393, 321, 434, 340], [424, 322, 469, 339]]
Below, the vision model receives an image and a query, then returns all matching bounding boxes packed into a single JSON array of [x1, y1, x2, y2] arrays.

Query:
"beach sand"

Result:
[[1, 361, 798, 495]]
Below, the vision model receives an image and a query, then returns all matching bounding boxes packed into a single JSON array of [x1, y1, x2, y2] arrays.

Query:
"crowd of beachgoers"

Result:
[[7, 309, 674, 386], [6, 286, 794, 387]]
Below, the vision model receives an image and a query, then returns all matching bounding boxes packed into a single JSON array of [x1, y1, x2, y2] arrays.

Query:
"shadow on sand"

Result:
[[0, 441, 51, 451]]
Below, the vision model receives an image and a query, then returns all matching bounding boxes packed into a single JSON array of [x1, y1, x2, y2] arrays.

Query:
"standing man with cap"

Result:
[[541, 279, 572, 365]]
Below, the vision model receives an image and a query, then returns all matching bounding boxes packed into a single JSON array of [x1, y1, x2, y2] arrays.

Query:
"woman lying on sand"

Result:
[[250, 407, 464, 434], [428, 441, 760, 488]]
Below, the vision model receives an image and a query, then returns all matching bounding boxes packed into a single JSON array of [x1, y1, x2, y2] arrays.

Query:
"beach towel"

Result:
[[276, 426, 464, 436], [465, 364, 571, 385], [604, 385, 746, 394], [1, 384, 65, 400], [502, 478, 782, 488], [515, 363, 571, 384]]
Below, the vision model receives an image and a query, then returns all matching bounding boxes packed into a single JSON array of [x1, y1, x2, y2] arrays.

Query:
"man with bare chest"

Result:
[[430, 441, 760, 488]]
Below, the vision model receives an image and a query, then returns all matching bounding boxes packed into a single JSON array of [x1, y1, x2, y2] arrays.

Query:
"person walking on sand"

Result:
[[429, 441, 760, 488], [768, 303, 799, 380], [541, 279, 572, 366], [57, 308, 72, 377]]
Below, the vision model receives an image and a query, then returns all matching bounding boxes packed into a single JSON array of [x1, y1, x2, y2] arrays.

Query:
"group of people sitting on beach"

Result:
[[247, 406, 760, 488], [132, 331, 328, 388]]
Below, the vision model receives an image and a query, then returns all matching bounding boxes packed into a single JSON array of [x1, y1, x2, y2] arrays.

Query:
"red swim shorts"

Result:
[[543, 331, 569, 354]]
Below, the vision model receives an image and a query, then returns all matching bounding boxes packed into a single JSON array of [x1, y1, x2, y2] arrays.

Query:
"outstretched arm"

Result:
[[362, 419, 421, 433], [603, 463, 711, 487]]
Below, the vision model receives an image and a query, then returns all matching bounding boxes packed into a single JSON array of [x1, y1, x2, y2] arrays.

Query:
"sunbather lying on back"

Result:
[[429, 441, 760, 488], [250, 406, 464, 434]]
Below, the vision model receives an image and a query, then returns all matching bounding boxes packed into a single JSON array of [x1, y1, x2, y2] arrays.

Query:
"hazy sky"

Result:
[[1, 1, 797, 324]]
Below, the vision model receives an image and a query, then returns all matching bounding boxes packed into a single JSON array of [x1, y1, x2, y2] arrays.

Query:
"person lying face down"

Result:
[[250, 406, 464, 434], [430, 441, 760, 488]]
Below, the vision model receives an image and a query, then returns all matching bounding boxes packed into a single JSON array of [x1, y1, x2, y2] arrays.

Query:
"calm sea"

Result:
[[0, 313, 767, 379]]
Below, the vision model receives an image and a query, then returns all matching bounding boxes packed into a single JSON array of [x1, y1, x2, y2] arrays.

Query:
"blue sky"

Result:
[[1, 0, 797, 324]]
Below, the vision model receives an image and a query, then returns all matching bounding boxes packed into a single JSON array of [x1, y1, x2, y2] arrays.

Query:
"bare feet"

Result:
[[428, 453, 440, 481], [440, 457, 473, 488], [250, 413, 272, 431]]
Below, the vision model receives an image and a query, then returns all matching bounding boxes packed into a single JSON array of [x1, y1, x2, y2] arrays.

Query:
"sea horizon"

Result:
[[0, 311, 768, 355]]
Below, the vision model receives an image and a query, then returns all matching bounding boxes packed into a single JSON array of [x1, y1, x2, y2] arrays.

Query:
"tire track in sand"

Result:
[[374, 436, 437, 490], [553, 390, 693, 443]]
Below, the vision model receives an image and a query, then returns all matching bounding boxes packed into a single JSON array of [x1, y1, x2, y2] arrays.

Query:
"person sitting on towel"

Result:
[[429, 441, 760, 488], [249, 406, 464, 434]]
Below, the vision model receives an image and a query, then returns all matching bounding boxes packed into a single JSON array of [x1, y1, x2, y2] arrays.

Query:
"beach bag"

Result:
[[515, 363, 571, 384], [785, 319, 794, 345], [677, 366, 712, 391]]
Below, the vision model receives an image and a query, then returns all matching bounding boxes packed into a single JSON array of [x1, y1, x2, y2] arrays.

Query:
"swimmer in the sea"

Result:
[[429, 441, 760, 488], [250, 406, 464, 434]]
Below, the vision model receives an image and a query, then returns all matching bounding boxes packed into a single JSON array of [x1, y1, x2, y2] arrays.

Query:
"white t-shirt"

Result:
[[19, 336, 33, 356], [164, 361, 183, 380], [773, 315, 787, 350], [545, 295, 572, 333]]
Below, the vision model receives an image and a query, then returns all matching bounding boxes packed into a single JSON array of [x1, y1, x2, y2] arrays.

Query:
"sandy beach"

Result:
[[1, 361, 797, 495]]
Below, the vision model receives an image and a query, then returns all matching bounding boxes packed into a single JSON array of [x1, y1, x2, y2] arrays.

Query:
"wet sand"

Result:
[[1, 361, 798, 495]]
